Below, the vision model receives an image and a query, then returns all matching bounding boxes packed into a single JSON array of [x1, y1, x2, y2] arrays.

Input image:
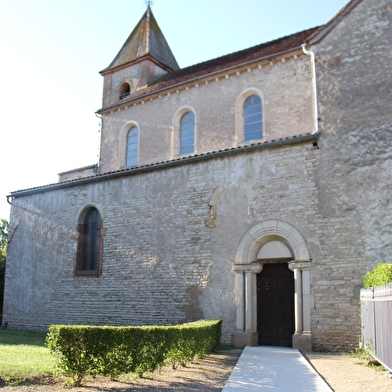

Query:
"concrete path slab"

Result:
[[222, 346, 332, 391]]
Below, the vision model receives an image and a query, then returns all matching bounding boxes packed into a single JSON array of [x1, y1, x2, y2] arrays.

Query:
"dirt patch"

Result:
[[1, 350, 391, 391], [304, 352, 392, 392]]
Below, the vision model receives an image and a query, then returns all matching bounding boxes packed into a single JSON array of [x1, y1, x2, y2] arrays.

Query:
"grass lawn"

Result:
[[0, 330, 55, 384]]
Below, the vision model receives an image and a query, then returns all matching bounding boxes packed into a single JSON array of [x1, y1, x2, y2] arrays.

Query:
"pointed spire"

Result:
[[103, 6, 179, 72]]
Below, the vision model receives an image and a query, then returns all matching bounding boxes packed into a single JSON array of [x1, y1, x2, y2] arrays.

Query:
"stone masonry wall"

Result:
[[310, 0, 392, 350], [4, 141, 319, 345]]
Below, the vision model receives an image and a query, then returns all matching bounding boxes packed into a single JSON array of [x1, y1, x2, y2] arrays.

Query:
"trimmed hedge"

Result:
[[362, 263, 392, 289], [46, 319, 221, 385]]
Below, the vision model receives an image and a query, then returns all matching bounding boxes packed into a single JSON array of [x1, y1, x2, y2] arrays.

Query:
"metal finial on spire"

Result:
[[144, 0, 154, 7]]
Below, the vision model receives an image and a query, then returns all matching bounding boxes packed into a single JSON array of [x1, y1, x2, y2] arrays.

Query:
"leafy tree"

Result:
[[362, 263, 392, 289], [0, 218, 8, 325], [0, 218, 8, 267]]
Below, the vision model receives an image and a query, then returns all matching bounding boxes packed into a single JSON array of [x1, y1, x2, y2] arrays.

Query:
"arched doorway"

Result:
[[233, 220, 312, 350], [257, 240, 294, 346], [257, 261, 294, 346]]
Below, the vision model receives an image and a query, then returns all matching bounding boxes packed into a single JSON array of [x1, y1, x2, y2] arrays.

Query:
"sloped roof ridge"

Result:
[[153, 26, 322, 84], [308, 0, 362, 43], [101, 6, 179, 73], [171, 25, 322, 77]]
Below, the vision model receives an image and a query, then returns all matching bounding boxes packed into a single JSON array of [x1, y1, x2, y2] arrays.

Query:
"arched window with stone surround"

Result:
[[243, 94, 263, 142], [76, 207, 103, 276], [126, 126, 139, 166], [179, 111, 195, 155]]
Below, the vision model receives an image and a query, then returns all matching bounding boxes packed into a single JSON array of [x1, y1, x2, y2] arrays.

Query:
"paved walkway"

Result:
[[222, 346, 333, 391]]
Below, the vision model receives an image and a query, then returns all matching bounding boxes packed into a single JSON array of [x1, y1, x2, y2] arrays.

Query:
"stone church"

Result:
[[3, 0, 392, 351]]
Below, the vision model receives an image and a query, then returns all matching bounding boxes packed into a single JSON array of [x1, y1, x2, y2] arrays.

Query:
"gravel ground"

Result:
[[303, 351, 392, 392], [1, 350, 391, 391]]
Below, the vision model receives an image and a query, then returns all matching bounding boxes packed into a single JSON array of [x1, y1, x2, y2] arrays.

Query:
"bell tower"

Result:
[[99, 5, 179, 107]]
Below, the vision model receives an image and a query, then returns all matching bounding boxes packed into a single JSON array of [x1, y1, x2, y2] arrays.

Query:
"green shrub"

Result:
[[46, 319, 221, 385], [362, 263, 392, 289], [167, 320, 220, 368]]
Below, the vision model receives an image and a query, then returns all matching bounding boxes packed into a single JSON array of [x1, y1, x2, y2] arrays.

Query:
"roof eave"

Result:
[[8, 133, 318, 199], [99, 54, 175, 76]]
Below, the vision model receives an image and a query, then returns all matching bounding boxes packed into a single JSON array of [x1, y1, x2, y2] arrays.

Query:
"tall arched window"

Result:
[[243, 95, 263, 142], [126, 126, 139, 166], [180, 111, 195, 155], [76, 207, 103, 276]]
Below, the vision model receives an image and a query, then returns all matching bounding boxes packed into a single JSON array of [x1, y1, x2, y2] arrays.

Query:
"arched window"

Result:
[[243, 95, 263, 142], [119, 82, 131, 100], [126, 126, 139, 166], [180, 111, 195, 155], [76, 207, 103, 276]]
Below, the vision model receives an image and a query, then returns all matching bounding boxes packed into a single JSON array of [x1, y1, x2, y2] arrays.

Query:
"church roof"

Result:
[[149, 26, 320, 91], [101, 6, 179, 73], [98, 25, 320, 111]]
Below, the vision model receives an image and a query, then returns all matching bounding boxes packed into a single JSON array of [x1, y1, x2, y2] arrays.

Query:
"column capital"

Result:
[[288, 260, 311, 271], [233, 262, 263, 274]]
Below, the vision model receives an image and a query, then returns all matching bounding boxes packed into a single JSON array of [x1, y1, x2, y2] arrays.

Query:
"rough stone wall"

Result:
[[310, 0, 392, 350], [99, 53, 314, 173], [3, 141, 319, 344]]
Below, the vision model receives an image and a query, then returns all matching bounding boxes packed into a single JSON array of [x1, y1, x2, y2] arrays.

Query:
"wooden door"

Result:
[[257, 263, 294, 346]]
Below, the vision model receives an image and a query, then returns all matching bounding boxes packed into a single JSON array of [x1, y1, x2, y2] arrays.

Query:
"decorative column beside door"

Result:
[[289, 261, 312, 350], [233, 262, 263, 347]]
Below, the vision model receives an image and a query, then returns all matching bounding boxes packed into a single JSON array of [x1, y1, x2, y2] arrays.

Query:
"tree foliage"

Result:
[[0, 218, 8, 268], [362, 263, 392, 289], [0, 218, 8, 244], [0, 219, 8, 325]]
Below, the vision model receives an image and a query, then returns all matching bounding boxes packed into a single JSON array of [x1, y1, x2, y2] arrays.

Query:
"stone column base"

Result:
[[292, 333, 312, 351], [233, 332, 258, 348]]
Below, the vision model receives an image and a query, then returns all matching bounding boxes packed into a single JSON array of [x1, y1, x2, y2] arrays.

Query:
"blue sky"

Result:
[[0, 0, 349, 219]]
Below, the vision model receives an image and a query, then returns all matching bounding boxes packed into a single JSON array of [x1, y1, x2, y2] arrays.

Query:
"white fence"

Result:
[[361, 284, 392, 371]]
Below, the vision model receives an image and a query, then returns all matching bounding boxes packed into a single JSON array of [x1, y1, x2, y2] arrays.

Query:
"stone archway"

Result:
[[233, 220, 313, 350]]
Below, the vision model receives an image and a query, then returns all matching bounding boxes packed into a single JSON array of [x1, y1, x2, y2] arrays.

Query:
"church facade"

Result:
[[3, 0, 392, 351]]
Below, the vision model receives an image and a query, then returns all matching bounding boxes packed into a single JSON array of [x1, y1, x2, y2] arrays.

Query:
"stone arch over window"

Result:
[[172, 106, 197, 156], [119, 121, 140, 168], [235, 88, 264, 143], [233, 219, 313, 351], [75, 204, 104, 277]]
